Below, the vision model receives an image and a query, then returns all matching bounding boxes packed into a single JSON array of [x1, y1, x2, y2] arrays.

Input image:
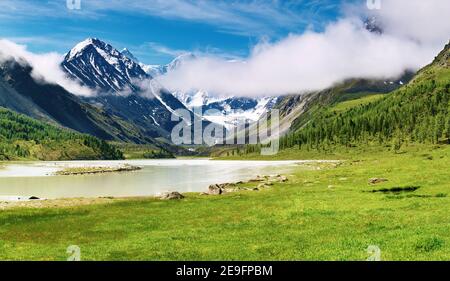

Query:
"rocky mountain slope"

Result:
[[0, 58, 148, 143], [140, 52, 278, 129], [62, 38, 195, 139]]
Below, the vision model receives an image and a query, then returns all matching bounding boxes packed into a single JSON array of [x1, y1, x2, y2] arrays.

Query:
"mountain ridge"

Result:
[[62, 38, 198, 140], [63, 38, 148, 93], [137, 52, 278, 129], [0, 58, 150, 143]]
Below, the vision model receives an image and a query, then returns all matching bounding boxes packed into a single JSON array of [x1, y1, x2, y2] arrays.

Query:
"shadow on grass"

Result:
[[369, 186, 421, 194]]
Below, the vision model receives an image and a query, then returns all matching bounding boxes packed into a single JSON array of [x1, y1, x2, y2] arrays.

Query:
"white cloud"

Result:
[[361, 0, 450, 46], [158, 0, 450, 97], [1, 0, 448, 98], [0, 39, 95, 96]]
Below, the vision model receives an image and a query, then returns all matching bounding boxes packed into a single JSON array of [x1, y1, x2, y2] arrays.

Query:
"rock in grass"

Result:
[[257, 183, 271, 189], [248, 176, 265, 182], [160, 192, 185, 200], [208, 184, 224, 195], [267, 175, 288, 183], [207, 183, 238, 195], [369, 178, 388, 184]]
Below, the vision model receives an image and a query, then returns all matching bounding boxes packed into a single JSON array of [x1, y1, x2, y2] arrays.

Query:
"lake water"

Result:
[[0, 159, 303, 199]]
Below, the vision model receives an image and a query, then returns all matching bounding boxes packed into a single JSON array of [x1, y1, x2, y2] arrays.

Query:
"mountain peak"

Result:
[[167, 52, 196, 71], [67, 38, 105, 61], [431, 40, 450, 68], [174, 52, 196, 61], [62, 38, 148, 93], [121, 48, 139, 62]]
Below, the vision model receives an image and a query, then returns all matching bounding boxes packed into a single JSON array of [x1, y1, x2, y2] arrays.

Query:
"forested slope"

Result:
[[0, 107, 123, 160], [278, 42, 450, 151]]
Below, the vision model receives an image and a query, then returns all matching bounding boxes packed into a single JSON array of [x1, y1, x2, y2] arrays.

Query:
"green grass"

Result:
[[0, 144, 448, 261], [330, 94, 385, 113]]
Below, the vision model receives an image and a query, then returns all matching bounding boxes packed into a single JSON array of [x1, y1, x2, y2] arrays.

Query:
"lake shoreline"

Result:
[[0, 159, 336, 202], [0, 174, 289, 210]]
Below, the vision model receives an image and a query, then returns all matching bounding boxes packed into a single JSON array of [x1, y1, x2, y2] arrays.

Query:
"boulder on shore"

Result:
[[206, 174, 289, 195], [160, 192, 185, 200], [257, 183, 271, 189], [208, 184, 224, 195], [208, 183, 238, 195], [267, 175, 288, 183], [249, 175, 265, 182]]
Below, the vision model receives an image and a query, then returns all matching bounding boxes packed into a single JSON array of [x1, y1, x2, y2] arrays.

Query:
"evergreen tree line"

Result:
[[278, 79, 449, 151], [0, 108, 123, 160]]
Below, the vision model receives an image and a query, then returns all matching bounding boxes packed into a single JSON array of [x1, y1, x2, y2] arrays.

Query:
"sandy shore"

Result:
[[0, 196, 155, 210]]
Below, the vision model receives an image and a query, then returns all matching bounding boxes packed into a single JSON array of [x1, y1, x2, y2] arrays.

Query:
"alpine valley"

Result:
[[0, 37, 286, 160], [0, 37, 449, 160], [0, 0, 449, 262]]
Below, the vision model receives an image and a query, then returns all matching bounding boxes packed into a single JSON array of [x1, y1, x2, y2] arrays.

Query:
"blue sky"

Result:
[[0, 0, 356, 65]]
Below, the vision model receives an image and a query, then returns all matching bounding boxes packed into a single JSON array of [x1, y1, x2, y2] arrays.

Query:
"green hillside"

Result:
[[273, 72, 413, 137], [277, 43, 450, 151], [0, 107, 123, 160]]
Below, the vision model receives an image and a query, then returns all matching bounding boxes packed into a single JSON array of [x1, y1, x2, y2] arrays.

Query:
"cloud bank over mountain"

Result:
[[0, 39, 95, 96], [0, 0, 449, 98], [158, 0, 450, 97]]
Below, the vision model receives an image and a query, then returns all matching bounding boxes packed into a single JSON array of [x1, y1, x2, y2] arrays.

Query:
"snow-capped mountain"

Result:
[[119, 48, 163, 78], [141, 64, 166, 78], [120, 48, 139, 63], [172, 91, 278, 129], [201, 97, 278, 130], [62, 38, 148, 93], [140, 53, 278, 129], [61, 38, 196, 139], [143, 53, 197, 77], [166, 53, 197, 72]]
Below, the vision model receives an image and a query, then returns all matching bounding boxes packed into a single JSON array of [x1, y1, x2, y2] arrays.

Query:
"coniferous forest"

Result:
[[0, 108, 123, 160], [262, 44, 450, 154], [279, 78, 449, 151]]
